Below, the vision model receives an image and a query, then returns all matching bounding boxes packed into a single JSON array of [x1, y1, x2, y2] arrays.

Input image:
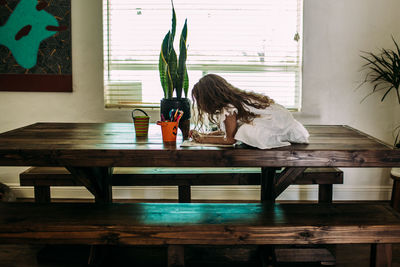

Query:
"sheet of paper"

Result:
[[180, 140, 236, 148]]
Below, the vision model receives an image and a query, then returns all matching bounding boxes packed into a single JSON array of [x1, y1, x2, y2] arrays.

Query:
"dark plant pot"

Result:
[[160, 98, 191, 140]]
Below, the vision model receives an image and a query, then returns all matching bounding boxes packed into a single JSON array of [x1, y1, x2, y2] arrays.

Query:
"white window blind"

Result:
[[103, 0, 303, 110]]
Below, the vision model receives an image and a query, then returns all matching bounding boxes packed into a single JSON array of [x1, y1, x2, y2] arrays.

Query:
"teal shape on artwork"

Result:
[[0, 0, 59, 69]]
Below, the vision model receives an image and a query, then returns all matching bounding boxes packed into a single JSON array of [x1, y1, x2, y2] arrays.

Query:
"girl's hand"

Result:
[[189, 130, 202, 143], [193, 135, 203, 143], [189, 129, 198, 138]]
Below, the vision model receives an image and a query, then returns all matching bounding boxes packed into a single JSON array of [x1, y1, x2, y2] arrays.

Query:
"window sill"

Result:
[[105, 103, 160, 110]]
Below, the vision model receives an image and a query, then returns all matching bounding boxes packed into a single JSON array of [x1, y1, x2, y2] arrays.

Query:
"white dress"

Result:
[[219, 103, 309, 149]]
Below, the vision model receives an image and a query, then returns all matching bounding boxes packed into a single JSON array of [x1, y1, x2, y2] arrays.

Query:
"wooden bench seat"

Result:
[[20, 167, 343, 203], [0, 202, 399, 266]]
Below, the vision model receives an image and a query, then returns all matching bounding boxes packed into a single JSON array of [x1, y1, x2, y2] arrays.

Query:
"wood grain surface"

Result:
[[0, 203, 400, 245], [0, 123, 398, 167], [19, 167, 343, 186]]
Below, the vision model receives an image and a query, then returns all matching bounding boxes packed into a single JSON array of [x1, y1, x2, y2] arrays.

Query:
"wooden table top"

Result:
[[0, 122, 398, 168]]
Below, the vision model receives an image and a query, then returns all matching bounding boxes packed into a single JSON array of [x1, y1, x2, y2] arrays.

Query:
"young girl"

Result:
[[189, 74, 309, 149]]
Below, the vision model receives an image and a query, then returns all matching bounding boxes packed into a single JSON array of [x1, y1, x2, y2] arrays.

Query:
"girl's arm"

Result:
[[207, 130, 225, 136], [189, 130, 224, 138], [191, 113, 238, 145]]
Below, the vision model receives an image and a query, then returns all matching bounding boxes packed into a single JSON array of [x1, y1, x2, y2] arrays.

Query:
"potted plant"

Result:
[[359, 36, 400, 191], [359, 36, 400, 148], [159, 1, 190, 139]]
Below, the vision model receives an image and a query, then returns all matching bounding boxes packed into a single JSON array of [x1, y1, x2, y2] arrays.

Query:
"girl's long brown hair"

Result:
[[192, 74, 274, 129]]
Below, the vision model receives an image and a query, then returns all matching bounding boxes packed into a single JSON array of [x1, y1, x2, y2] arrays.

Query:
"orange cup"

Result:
[[157, 121, 179, 143]]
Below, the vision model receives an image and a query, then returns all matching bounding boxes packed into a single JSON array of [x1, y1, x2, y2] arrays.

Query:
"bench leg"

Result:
[[318, 184, 333, 204], [34, 186, 50, 203], [261, 168, 277, 203], [391, 178, 400, 212], [178, 185, 191, 203], [370, 244, 392, 267], [88, 245, 110, 266], [259, 245, 276, 267], [168, 245, 185, 267]]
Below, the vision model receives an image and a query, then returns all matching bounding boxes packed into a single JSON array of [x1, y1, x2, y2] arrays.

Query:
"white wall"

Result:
[[1, 0, 400, 200]]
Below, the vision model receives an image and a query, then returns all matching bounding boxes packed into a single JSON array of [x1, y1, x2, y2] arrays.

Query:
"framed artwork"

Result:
[[0, 0, 72, 92]]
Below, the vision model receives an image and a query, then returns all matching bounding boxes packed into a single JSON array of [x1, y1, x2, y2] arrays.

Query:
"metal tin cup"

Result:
[[132, 109, 150, 137]]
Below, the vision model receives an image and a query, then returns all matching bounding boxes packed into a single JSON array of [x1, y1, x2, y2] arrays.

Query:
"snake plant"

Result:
[[159, 1, 189, 99]]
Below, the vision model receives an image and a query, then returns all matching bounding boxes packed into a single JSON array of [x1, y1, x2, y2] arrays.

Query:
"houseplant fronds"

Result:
[[359, 36, 400, 147], [359, 36, 400, 104], [394, 124, 400, 148]]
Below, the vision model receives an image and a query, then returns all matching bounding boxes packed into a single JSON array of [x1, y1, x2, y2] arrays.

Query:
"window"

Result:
[[103, 0, 303, 110]]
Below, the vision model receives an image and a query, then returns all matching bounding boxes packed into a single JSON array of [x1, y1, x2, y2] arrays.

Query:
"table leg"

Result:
[[261, 167, 333, 267], [66, 167, 113, 203], [261, 167, 278, 203], [178, 185, 191, 203], [65, 166, 113, 265], [260, 167, 307, 203], [370, 244, 392, 267], [168, 245, 185, 267], [274, 167, 307, 198]]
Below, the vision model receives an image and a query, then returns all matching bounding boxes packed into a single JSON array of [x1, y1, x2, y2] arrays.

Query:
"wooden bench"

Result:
[[20, 167, 343, 265], [0, 202, 399, 267], [20, 167, 343, 203]]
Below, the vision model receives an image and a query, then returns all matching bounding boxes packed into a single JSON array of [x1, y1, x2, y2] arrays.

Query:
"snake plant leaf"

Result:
[[169, 48, 178, 98], [175, 70, 183, 98], [160, 32, 172, 98], [159, 52, 169, 98], [175, 78, 182, 98], [160, 51, 174, 99], [176, 19, 188, 98], [166, 2, 176, 60], [170, 1, 177, 44], [161, 31, 170, 62], [183, 68, 189, 97], [158, 2, 189, 100], [166, 64, 174, 99]]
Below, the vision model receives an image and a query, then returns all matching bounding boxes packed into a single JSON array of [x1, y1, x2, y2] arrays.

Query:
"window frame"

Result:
[[103, 0, 303, 111]]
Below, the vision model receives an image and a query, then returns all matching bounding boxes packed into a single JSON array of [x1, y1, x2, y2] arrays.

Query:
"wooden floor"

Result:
[[0, 243, 400, 267]]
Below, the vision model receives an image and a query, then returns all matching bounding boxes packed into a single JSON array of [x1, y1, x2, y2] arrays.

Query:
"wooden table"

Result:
[[1, 122, 400, 266], [0, 122, 399, 203]]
